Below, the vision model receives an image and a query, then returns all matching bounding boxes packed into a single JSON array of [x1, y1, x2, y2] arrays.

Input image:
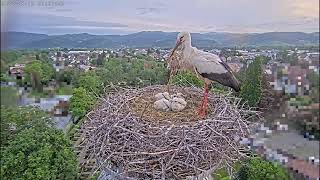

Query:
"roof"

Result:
[[287, 66, 309, 85], [286, 158, 320, 179]]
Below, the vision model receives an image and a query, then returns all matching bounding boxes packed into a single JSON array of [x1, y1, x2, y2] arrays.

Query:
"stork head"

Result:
[[177, 31, 191, 43], [170, 31, 191, 58]]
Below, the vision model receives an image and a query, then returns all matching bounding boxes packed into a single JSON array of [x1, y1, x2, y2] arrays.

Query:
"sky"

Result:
[[1, 0, 319, 35]]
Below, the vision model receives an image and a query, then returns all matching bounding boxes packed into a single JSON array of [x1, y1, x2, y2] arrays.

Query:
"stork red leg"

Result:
[[203, 83, 209, 112], [197, 95, 205, 114], [198, 82, 209, 118]]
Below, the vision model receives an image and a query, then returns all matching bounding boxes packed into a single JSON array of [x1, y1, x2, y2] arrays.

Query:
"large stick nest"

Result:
[[83, 85, 259, 179]]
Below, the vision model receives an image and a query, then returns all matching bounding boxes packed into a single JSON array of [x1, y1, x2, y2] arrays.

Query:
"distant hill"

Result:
[[1, 31, 319, 49]]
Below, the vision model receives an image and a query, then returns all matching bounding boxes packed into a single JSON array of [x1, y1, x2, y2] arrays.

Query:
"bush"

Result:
[[0, 128, 77, 180], [237, 158, 289, 180]]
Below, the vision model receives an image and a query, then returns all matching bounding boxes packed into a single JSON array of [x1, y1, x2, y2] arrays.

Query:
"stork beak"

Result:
[[169, 39, 182, 58]]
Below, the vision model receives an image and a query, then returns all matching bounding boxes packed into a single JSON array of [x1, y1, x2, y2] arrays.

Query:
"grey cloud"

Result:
[[54, 8, 73, 12], [36, 26, 135, 35], [136, 7, 162, 15], [3, 0, 319, 34], [6, 12, 128, 31]]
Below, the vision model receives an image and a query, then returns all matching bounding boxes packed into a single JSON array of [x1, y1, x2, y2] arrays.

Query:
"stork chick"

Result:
[[169, 32, 240, 118]]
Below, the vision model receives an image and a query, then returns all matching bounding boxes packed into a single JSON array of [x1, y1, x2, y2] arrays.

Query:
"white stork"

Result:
[[169, 32, 240, 118]]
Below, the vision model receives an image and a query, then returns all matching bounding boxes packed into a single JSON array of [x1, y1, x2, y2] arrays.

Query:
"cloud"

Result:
[[136, 7, 162, 15], [1, 0, 319, 34], [290, 0, 319, 18], [4, 12, 128, 33], [37, 26, 133, 35]]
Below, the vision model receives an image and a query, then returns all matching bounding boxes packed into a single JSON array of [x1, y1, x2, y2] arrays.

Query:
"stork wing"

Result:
[[192, 52, 240, 92]]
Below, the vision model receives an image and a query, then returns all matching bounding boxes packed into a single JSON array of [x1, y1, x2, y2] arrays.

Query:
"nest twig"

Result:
[[82, 85, 260, 179]]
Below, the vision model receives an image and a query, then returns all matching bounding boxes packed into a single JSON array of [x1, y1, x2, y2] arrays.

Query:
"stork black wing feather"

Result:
[[196, 63, 241, 92], [219, 60, 234, 74]]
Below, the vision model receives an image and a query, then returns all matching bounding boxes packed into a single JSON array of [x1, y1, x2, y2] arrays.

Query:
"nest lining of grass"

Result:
[[82, 85, 259, 179]]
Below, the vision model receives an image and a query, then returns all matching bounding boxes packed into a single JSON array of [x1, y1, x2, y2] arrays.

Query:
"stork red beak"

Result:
[[169, 39, 182, 58]]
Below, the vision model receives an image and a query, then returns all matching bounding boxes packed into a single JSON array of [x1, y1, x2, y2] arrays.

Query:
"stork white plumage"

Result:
[[169, 32, 241, 118]]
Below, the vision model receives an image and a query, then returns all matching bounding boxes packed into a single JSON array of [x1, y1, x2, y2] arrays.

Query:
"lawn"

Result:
[[0, 86, 18, 107], [57, 86, 74, 95]]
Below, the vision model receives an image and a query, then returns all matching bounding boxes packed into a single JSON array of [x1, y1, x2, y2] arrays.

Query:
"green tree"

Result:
[[126, 60, 166, 86], [25, 61, 43, 91], [96, 51, 106, 66], [278, 50, 299, 65], [307, 71, 320, 88], [307, 72, 320, 103], [260, 55, 272, 65], [70, 87, 95, 118], [24, 61, 54, 91], [96, 59, 125, 85], [237, 158, 289, 180], [240, 57, 263, 107], [0, 51, 21, 73], [0, 74, 12, 83], [1, 60, 7, 74], [57, 67, 82, 85], [0, 51, 19, 64], [172, 71, 204, 88], [0, 128, 77, 180], [93, 58, 167, 90], [36, 54, 40, 60], [0, 106, 54, 147], [75, 73, 103, 95]]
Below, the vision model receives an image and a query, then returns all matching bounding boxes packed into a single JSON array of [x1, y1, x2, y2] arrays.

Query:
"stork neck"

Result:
[[182, 41, 192, 57], [183, 39, 192, 49]]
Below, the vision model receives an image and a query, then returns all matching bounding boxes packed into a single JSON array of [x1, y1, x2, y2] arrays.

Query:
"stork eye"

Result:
[[180, 37, 183, 40]]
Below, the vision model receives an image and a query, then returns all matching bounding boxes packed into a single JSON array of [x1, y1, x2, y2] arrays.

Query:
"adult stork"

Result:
[[169, 32, 240, 118]]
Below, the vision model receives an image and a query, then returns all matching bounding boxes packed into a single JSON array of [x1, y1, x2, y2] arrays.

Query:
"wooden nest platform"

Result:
[[83, 85, 259, 179]]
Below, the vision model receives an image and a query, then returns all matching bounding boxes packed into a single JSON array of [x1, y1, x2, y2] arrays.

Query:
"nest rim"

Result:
[[83, 85, 259, 179]]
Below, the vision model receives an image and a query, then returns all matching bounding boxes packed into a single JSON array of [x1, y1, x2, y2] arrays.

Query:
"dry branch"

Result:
[[80, 85, 260, 179]]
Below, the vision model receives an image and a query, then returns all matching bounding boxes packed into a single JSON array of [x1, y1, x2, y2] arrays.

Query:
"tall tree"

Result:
[[70, 87, 95, 118], [75, 73, 103, 95], [96, 51, 106, 66], [24, 61, 54, 91], [240, 57, 263, 107]]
